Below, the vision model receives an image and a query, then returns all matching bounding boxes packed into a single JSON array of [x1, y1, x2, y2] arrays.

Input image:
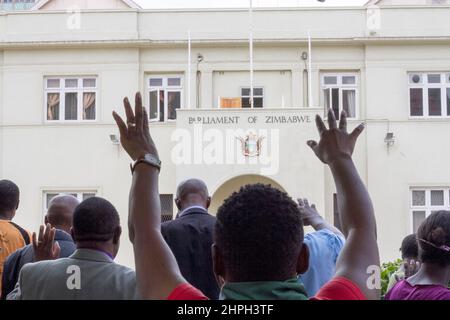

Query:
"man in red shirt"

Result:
[[112, 93, 380, 300]]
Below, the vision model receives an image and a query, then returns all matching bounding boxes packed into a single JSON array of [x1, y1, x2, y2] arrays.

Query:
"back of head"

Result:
[[72, 197, 120, 242], [417, 211, 450, 267], [46, 195, 80, 232], [400, 234, 419, 260], [0, 180, 20, 217], [215, 183, 303, 282], [176, 178, 210, 210]]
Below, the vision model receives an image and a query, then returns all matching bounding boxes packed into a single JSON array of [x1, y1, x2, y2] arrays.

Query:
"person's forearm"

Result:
[[329, 157, 376, 238], [129, 164, 161, 235], [310, 217, 344, 237]]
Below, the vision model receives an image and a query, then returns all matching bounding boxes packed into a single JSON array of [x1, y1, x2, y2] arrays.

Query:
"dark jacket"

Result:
[[161, 207, 219, 299], [1, 229, 76, 299]]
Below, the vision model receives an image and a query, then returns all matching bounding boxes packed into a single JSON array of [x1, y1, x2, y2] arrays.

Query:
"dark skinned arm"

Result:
[[113, 92, 185, 300], [307, 109, 380, 300]]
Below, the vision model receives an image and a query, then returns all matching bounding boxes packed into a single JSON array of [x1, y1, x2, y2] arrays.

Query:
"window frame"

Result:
[[147, 75, 183, 123], [44, 76, 98, 123], [408, 72, 450, 119], [42, 190, 98, 218], [410, 187, 450, 232], [320, 72, 359, 119], [240, 86, 265, 109]]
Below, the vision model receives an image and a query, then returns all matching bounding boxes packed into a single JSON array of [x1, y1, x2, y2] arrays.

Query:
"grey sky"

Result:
[[134, 0, 369, 9]]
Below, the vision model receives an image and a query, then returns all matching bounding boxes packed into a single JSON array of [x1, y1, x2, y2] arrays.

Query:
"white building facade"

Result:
[[1, 1, 450, 266]]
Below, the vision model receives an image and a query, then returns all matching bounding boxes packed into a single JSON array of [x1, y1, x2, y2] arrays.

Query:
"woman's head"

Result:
[[417, 211, 450, 267]]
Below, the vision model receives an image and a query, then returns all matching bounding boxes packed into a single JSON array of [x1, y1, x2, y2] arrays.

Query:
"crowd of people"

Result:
[[0, 92, 449, 300]]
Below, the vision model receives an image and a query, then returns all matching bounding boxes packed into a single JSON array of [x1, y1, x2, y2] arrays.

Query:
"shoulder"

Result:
[[312, 277, 366, 300], [305, 229, 345, 249], [167, 283, 208, 300]]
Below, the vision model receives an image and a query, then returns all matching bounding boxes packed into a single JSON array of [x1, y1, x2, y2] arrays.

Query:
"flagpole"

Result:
[[249, 0, 254, 108], [188, 30, 192, 109], [308, 29, 313, 108]]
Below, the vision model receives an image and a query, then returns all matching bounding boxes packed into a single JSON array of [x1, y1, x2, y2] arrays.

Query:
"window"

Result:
[[43, 190, 97, 215], [408, 72, 450, 117], [160, 194, 174, 222], [148, 76, 183, 122], [45, 77, 97, 122], [241, 87, 264, 108], [410, 188, 450, 232], [321, 73, 358, 119]]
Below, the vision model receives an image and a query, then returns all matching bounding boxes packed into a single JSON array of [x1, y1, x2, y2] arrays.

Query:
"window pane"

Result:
[[254, 88, 263, 96], [342, 76, 356, 85], [159, 91, 165, 122], [149, 78, 163, 87], [410, 88, 423, 116], [323, 88, 330, 109], [447, 88, 450, 116], [167, 78, 181, 86], [412, 190, 426, 206], [149, 90, 158, 120], [324, 76, 337, 85], [427, 74, 441, 84], [47, 93, 60, 120], [428, 88, 442, 116], [160, 194, 173, 216], [47, 79, 60, 88], [254, 97, 263, 108], [65, 92, 78, 120], [65, 79, 78, 88], [83, 93, 96, 120], [343, 90, 356, 118], [430, 190, 444, 206], [242, 97, 251, 108], [446, 74, 450, 83], [168, 91, 181, 120], [331, 88, 339, 119], [82, 193, 96, 201], [241, 88, 251, 96], [413, 211, 426, 232], [83, 78, 96, 88], [46, 193, 58, 208]]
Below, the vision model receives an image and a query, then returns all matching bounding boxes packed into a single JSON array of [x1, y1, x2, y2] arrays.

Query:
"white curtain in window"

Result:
[[83, 93, 96, 120], [47, 93, 60, 120], [343, 90, 356, 117]]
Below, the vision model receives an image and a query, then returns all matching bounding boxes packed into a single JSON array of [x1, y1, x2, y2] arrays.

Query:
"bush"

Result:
[[381, 259, 402, 297]]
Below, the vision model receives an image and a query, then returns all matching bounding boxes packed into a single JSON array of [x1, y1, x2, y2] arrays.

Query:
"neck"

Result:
[[408, 263, 450, 287], [0, 212, 13, 220], [76, 242, 115, 259], [180, 203, 206, 212]]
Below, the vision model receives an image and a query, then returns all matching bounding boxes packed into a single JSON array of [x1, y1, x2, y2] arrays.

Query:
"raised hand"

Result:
[[32, 223, 60, 262], [307, 109, 365, 165], [297, 198, 321, 227], [112, 92, 158, 161]]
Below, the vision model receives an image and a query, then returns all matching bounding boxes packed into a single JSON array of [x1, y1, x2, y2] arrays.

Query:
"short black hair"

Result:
[[417, 211, 450, 267], [0, 180, 20, 215], [215, 183, 303, 282], [72, 197, 120, 242], [400, 234, 418, 259]]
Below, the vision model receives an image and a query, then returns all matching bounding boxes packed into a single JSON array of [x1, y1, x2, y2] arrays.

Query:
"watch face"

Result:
[[144, 154, 161, 165]]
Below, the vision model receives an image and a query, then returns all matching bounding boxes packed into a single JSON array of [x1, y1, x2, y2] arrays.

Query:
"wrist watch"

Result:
[[130, 153, 161, 174]]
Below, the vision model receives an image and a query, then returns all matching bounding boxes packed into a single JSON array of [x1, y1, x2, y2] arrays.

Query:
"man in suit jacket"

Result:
[[7, 197, 138, 300], [1, 194, 79, 299], [161, 179, 219, 299]]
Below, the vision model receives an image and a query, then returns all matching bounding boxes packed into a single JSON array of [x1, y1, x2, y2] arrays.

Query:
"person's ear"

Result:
[[296, 243, 310, 275], [206, 196, 211, 210], [70, 227, 75, 241], [113, 226, 122, 245], [212, 243, 225, 285], [44, 215, 49, 225], [175, 198, 182, 211]]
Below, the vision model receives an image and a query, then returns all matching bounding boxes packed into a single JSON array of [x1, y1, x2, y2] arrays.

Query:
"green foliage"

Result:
[[381, 259, 403, 297]]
